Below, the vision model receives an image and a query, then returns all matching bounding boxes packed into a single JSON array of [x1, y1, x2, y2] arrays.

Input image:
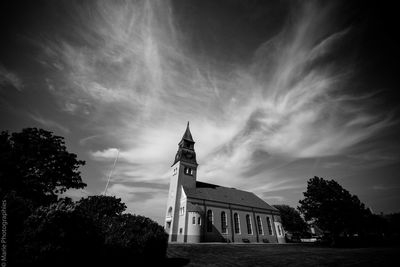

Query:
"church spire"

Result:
[[182, 121, 194, 142], [172, 122, 197, 166]]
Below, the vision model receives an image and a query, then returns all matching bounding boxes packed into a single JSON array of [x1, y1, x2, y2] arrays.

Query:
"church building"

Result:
[[165, 122, 285, 243]]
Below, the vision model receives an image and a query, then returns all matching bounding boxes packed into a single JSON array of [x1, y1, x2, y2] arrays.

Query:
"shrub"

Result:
[[17, 196, 168, 266], [18, 198, 103, 266], [104, 214, 168, 265]]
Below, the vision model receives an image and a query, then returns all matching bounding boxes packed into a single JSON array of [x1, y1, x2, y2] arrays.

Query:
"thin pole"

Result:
[[103, 149, 120, 196]]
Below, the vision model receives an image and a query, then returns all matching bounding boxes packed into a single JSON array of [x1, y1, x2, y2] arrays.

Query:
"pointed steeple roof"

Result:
[[172, 121, 197, 166], [181, 121, 194, 142]]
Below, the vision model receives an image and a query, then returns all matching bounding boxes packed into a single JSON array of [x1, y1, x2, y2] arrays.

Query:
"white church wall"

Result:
[[186, 211, 202, 243], [204, 205, 231, 242], [177, 189, 187, 242], [165, 162, 181, 242]]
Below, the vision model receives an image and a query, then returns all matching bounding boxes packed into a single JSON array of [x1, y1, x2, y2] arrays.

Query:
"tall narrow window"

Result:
[[234, 213, 240, 234], [198, 217, 201, 225], [257, 216, 263, 235], [207, 210, 213, 232], [277, 225, 282, 236], [167, 207, 172, 217], [221, 212, 227, 234], [266, 217, 273, 235], [179, 207, 185, 215], [192, 216, 196, 224], [246, 215, 253, 235]]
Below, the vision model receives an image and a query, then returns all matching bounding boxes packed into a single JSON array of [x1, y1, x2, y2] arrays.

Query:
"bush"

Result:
[[18, 198, 103, 266], [17, 196, 168, 266], [105, 214, 168, 265]]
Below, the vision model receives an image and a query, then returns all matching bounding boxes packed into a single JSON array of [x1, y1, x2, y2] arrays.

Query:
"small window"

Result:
[[167, 207, 172, 217], [198, 217, 201, 225], [277, 225, 282, 236], [234, 213, 240, 234], [184, 167, 193, 176], [257, 216, 263, 235], [246, 215, 253, 235], [221, 212, 227, 234], [179, 228, 183, 234], [266, 217, 273, 235], [192, 216, 196, 224], [207, 210, 213, 232]]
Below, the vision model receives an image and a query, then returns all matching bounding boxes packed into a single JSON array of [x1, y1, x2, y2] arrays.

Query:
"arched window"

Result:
[[234, 213, 240, 234], [167, 207, 172, 217], [246, 214, 252, 235], [221, 212, 227, 234], [207, 210, 213, 232], [266, 216, 273, 235], [257, 216, 263, 235]]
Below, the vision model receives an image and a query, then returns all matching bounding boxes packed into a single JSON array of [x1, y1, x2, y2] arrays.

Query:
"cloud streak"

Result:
[[30, 114, 70, 134], [0, 64, 23, 91]]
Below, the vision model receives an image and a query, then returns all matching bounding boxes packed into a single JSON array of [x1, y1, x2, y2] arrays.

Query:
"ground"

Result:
[[166, 243, 400, 267]]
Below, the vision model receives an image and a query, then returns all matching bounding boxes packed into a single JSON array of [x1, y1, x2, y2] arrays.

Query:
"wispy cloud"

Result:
[[0, 64, 23, 91], [30, 114, 70, 134]]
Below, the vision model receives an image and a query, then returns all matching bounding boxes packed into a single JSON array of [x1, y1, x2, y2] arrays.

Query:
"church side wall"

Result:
[[204, 205, 231, 242], [187, 198, 283, 243], [254, 212, 278, 243]]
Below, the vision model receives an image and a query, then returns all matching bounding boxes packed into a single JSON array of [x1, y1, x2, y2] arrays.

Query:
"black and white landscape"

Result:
[[1, 1, 399, 265]]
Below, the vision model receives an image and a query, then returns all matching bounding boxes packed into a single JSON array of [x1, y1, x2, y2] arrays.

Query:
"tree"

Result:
[[76, 195, 127, 219], [273, 205, 308, 235], [75, 195, 127, 239], [298, 176, 370, 244], [0, 128, 86, 206]]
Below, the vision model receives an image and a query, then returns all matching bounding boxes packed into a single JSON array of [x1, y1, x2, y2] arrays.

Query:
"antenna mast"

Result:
[[103, 149, 120, 196]]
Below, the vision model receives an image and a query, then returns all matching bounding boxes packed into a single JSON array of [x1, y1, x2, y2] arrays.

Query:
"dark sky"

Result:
[[1, 0, 399, 223]]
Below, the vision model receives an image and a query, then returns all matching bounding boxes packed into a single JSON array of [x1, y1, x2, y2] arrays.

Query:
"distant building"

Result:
[[165, 122, 285, 243]]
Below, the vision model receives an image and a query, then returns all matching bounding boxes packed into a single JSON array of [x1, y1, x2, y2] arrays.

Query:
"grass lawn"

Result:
[[166, 243, 400, 267]]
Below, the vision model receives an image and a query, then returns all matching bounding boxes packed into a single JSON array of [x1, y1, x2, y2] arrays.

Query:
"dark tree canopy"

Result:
[[298, 176, 370, 238], [76, 195, 127, 219], [273, 205, 308, 234], [0, 128, 86, 205]]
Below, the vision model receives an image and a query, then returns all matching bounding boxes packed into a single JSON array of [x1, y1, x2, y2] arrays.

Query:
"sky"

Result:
[[1, 0, 399, 224]]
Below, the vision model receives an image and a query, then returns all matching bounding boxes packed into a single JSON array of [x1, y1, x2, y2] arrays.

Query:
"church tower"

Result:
[[165, 122, 198, 241]]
